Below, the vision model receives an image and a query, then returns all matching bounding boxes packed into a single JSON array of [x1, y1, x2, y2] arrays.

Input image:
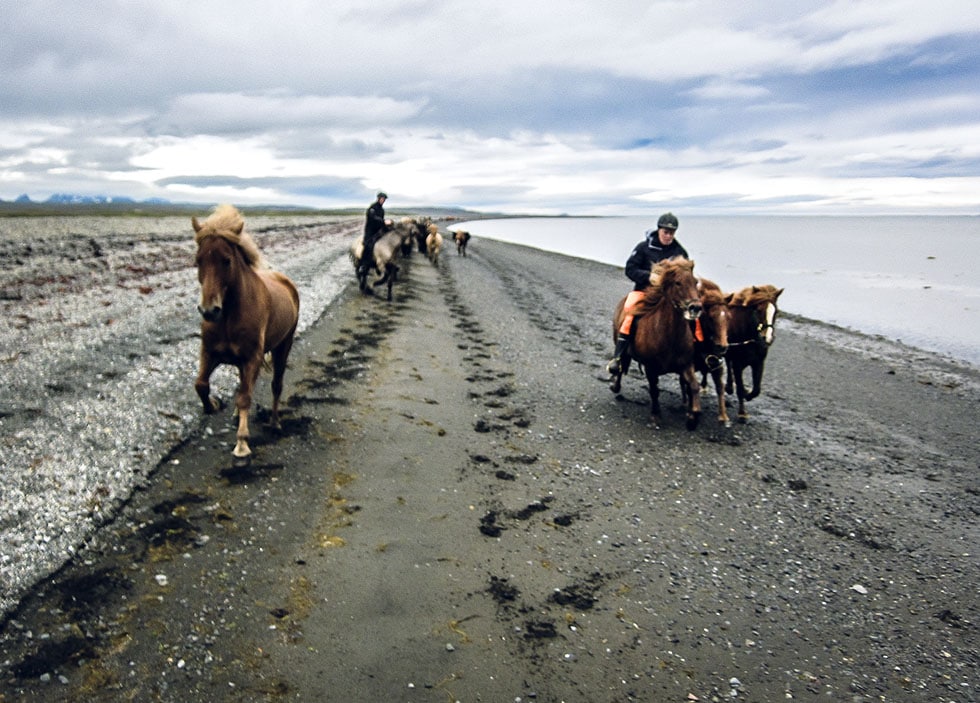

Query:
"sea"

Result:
[[454, 216, 980, 368]]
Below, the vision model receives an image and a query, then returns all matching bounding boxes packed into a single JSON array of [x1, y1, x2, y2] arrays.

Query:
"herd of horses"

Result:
[[191, 206, 781, 465], [348, 217, 470, 300], [609, 257, 783, 431]]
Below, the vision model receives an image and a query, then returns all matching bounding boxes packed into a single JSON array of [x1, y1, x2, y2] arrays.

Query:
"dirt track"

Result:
[[1, 230, 978, 702]]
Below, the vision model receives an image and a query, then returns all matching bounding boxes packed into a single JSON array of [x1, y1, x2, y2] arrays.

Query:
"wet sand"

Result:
[[1, 230, 978, 702]]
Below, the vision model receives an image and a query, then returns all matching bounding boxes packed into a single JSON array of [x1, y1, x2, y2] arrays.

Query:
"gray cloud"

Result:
[[2, 1, 979, 214]]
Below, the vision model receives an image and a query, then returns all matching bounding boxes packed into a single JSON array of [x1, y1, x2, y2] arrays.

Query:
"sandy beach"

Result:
[[1, 217, 978, 702]]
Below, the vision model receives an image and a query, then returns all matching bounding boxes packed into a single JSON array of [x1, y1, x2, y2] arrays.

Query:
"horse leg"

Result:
[[386, 263, 399, 301], [358, 267, 373, 295], [745, 359, 765, 401], [269, 336, 294, 431], [731, 366, 749, 422], [195, 352, 222, 413], [647, 373, 662, 428], [232, 358, 262, 466], [680, 366, 702, 431], [711, 367, 730, 426]]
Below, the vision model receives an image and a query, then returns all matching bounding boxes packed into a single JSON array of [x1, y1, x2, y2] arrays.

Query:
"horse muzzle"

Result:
[[198, 304, 222, 322], [682, 302, 702, 321]]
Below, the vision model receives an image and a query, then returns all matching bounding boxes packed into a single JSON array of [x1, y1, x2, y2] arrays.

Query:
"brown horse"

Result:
[[724, 284, 783, 421], [192, 205, 300, 466], [453, 230, 471, 256], [611, 258, 703, 430], [688, 277, 731, 425]]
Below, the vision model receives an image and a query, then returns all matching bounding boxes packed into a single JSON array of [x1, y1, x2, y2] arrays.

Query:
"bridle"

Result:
[[727, 307, 774, 348]]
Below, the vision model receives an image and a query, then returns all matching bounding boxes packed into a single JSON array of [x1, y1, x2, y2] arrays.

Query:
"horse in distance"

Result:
[[453, 230, 471, 256], [192, 205, 300, 466], [425, 223, 443, 264]]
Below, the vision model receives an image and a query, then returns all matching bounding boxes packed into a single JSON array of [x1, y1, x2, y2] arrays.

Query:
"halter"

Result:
[[727, 307, 773, 348]]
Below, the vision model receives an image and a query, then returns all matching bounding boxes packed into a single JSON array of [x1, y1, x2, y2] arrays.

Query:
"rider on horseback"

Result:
[[606, 212, 689, 379], [359, 192, 392, 276]]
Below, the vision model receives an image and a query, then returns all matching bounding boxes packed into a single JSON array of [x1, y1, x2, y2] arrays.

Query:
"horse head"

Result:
[[727, 284, 783, 345], [697, 277, 729, 355], [192, 205, 262, 322], [655, 258, 702, 321]]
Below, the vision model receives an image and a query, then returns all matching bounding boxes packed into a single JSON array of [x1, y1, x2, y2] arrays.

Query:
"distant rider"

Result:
[[606, 212, 689, 378], [359, 192, 392, 275]]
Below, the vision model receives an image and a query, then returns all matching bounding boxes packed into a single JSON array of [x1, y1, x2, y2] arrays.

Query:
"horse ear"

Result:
[[776, 288, 784, 299], [724, 292, 735, 304], [191, 216, 202, 233], [233, 222, 244, 236]]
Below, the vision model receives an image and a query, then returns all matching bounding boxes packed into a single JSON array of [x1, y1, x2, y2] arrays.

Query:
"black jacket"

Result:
[[364, 201, 387, 240], [624, 229, 689, 290]]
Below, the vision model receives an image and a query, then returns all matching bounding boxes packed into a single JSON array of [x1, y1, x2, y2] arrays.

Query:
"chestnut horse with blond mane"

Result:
[[193, 205, 300, 466], [611, 258, 704, 430]]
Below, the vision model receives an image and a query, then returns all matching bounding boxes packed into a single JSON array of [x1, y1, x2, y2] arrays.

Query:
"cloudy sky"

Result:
[[2, 1, 979, 215]]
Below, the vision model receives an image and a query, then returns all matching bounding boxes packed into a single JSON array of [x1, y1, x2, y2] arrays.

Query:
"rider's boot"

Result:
[[606, 333, 631, 376]]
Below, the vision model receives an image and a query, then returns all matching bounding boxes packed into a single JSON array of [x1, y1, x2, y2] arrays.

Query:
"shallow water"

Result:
[[456, 215, 980, 367]]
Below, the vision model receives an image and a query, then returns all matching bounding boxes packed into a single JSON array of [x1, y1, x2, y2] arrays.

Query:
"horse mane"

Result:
[[728, 284, 782, 307], [193, 204, 266, 269], [631, 258, 696, 317], [697, 277, 726, 307]]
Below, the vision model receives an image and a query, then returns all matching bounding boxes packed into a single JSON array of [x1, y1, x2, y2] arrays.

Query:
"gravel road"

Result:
[[1, 215, 977, 702]]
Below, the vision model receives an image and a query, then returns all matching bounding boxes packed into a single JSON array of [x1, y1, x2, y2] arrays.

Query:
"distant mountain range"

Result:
[[8, 193, 171, 205], [0, 194, 493, 219]]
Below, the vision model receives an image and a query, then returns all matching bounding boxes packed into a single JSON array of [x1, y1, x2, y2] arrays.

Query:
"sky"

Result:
[[2, 0, 980, 216]]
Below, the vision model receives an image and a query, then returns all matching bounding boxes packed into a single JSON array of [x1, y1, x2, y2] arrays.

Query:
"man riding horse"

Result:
[[358, 191, 393, 276], [606, 212, 690, 384]]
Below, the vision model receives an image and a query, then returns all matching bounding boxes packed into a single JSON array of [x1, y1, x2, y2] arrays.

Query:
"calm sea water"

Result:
[[455, 216, 980, 367]]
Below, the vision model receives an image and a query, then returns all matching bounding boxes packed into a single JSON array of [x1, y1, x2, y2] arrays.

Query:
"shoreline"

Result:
[[454, 215, 980, 367]]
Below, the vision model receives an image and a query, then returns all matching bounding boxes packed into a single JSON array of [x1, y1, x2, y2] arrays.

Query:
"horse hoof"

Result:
[[232, 453, 252, 469], [686, 413, 701, 431], [608, 376, 621, 393]]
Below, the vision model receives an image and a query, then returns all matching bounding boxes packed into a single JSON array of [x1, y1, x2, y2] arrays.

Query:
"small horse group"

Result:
[[350, 217, 445, 300], [609, 258, 782, 429]]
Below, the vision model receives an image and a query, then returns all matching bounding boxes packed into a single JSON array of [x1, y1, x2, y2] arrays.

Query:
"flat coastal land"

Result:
[[1, 217, 977, 702]]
